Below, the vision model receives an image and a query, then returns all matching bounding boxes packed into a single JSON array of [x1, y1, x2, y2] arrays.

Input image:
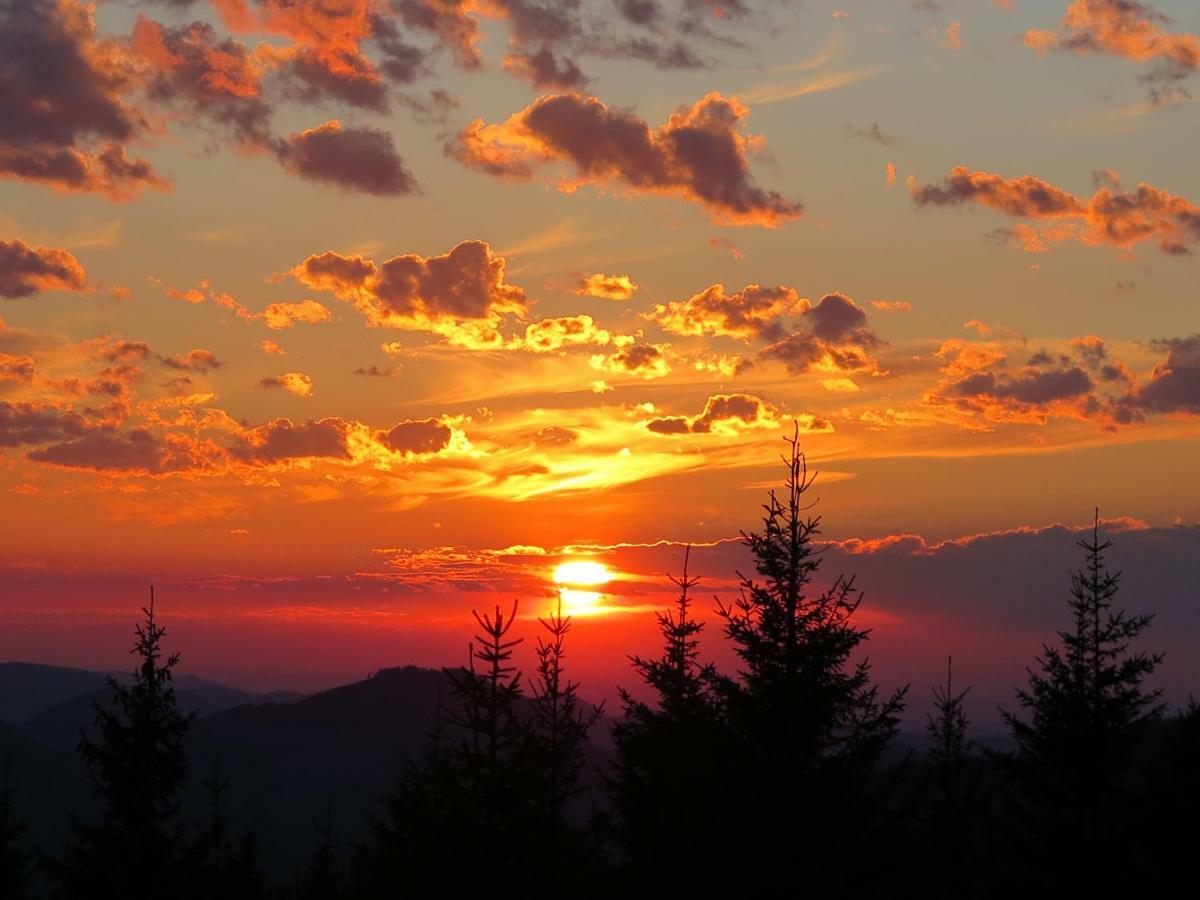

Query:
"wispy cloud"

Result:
[[741, 67, 886, 105]]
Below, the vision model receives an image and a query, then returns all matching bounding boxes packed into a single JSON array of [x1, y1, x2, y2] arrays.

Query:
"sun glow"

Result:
[[552, 560, 611, 587], [552, 560, 612, 616]]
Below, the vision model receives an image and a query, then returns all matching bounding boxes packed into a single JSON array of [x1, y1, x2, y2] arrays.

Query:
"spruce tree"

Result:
[[0, 756, 33, 900], [922, 657, 979, 899], [57, 590, 195, 900], [297, 801, 341, 900], [716, 428, 906, 892], [609, 547, 730, 887], [527, 600, 603, 820], [180, 760, 267, 900], [1001, 512, 1163, 890]]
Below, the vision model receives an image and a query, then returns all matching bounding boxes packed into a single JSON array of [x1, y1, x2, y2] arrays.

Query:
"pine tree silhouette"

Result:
[[179, 759, 267, 899], [297, 801, 341, 900], [56, 589, 195, 900], [922, 657, 981, 899], [0, 755, 33, 900], [715, 427, 906, 892], [1001, 512, 1164, 891], [528, 599, 603, 820], [609, 547, 731, 887], [928, 656, 969, 780]]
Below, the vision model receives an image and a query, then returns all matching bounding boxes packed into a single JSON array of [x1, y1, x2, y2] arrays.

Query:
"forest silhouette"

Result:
[[2, 431, 1197, 899]]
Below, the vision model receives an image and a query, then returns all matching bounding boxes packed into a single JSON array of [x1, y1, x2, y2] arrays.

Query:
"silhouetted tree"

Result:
[[0, 756, 33, 900], [1146, 699, 1200, 885], [922, 657, 981, 899], [609, 547, 731, 887], [180, 760, 267, 899], [1001, 512, 1164, 891], [56, 590, 195, 900], [527, 600, 603, 819], [297, 801, 341, 900], [716, 428, 906, 892]]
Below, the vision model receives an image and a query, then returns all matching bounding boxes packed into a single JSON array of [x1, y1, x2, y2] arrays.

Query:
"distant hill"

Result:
[[1, 663, 607, 879], [0, 662, 110, 724]]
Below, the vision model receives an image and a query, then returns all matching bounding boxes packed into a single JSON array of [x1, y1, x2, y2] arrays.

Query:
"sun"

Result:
[[552, 560, 611, 587]]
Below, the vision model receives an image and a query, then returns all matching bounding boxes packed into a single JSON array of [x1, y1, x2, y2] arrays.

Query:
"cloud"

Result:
[[644, 392, 787, 435], [922, 337, 1145, 429], [0, 240, 88, 299], [26, 427, 218, 475], [231, 416, 353, 463], [590, 342, 672, 379], [871, 299, 911, 312], [289, 240, 527, 342], [759, 292, 884, 375], [912, 166, 1200, 256], [259, 371, 313, 397], [261, 299, 332, 329], [1025, 0, 1199, 101], [378, 417, 452, 455], [846, 121, 898, 146], [1134, 335, 1200, 414], [161, 348, 221, 372], [260, 339, 285, 355], [646, 283, 805, 341], [0, 0, 166, 199], [353, 364, 393, 377], [450, 91, 802, 227], [522, 315, 611, 353], [273, 120, 416, 196], [572, 273, 639, 300], [0, 352, 35, 382], [0, 400, 88, 447], [502, 48, 587, 90], [129, 16, 272, 146]]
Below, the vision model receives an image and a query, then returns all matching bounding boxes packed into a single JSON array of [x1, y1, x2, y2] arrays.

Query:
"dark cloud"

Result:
[[378, 417, 452, 455], [452, 91, 802, 226], [273, 120, 416, 196], [0, 0, 165, 198], [1135, 335, 1200, 414], [0, 400, 88, 447], [26, 427, 216, 474], [502, 48, 588, 90], [233, 417, 353, 463], [0, 240, 88, 299], [759, 293, 884, 374]]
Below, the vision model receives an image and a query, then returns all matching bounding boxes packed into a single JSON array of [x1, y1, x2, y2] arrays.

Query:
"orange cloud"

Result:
[[572, 273, 639, 301], [0, 240, 88, 299], [590, 342, 672, 379], [261, 299, 333, 329], [1025, 0, 1199, 97], [912, 166, 1200, 255], [522, 315, 611, 353], [259, 371, 313, 397], [451, 91, 802, 227], [644, 392, 788, 436], [647, 283, 805, 341], [289, 240, 527, 343]]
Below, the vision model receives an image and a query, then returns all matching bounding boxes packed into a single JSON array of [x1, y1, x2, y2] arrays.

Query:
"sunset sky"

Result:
[[2, 0, 1198, 722]]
